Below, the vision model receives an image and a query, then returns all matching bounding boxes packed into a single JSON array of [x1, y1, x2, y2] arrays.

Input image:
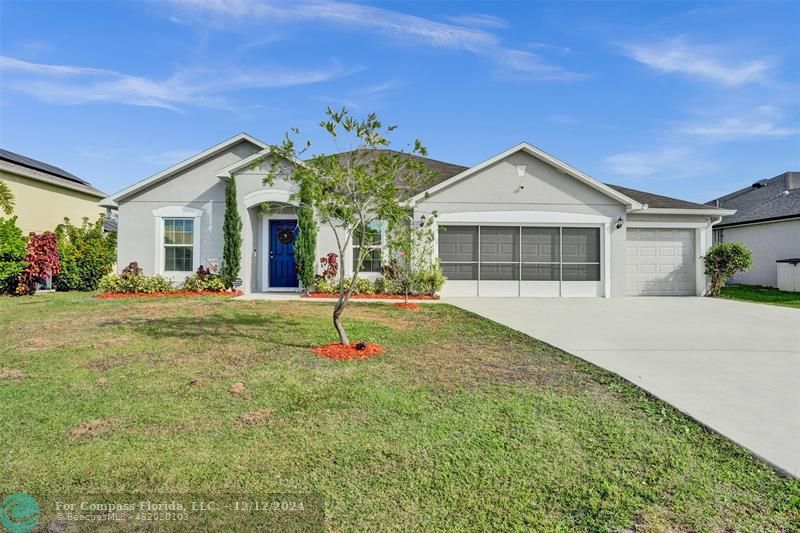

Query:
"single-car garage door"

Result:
[[626, 228, 695, 296]]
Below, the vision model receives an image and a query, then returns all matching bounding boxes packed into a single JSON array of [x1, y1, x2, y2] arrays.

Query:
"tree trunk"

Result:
[[333, 300, 350, 345]]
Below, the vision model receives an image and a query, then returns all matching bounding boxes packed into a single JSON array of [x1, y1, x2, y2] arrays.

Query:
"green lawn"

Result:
[[0, 293, 797, 531], [721, 284, 800, 309]]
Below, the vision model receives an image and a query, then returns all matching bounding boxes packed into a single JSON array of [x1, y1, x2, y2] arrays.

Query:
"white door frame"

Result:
[[260, 214, 300, 292]]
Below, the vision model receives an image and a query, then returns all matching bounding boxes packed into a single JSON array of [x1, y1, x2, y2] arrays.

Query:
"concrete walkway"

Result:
[[446, 297, 800, 477]]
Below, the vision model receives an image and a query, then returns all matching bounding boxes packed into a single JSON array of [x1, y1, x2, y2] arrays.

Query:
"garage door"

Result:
[[626, 228, 695, 296]]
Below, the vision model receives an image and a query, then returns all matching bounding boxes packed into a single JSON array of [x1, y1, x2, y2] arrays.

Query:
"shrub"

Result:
[[0, 217, 26, 294], [122, 261, 143, 278], [16, 232, 61, 295], [183, 265, 226, 292], [703, 242, 753, 297], [220, 177, 242, 288], [319, 253, 338, 281], [373, 277, 385, 294], [54, 216, 117, 292], [98, 273, 175, 294], [339, 277, 375, 295], [295, 180, 317, 293], [417, 263, 446, 296], [313, 276, 335, 294]]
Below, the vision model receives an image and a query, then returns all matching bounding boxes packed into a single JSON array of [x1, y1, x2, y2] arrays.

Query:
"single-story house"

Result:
[[100, 133, 734, 297], [0, 148, 108, 234], [706, 172, 800, 287]]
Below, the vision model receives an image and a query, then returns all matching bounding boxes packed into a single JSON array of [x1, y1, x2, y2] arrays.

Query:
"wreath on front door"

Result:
[[277, 229, 294, 245]]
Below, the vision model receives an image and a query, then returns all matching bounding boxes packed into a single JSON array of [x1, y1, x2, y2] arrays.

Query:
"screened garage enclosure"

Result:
[[438, 225, 603, 297]]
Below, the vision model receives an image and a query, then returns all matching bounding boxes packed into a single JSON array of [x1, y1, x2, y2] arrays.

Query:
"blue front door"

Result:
[[269, 219, 299, 288]]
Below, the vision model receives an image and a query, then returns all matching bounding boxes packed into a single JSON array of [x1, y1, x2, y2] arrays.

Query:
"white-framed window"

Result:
[[163, 218, 195, 272], [353, 220, 384, 273], [152, 206, 202, 275]]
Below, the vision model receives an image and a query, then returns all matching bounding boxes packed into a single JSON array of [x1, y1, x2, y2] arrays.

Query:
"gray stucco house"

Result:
[[100, 133, 733, 297], [707, 172, 800, 287]]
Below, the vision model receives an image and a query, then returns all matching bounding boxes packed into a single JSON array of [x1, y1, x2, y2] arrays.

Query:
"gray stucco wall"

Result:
[[414, 151, 629, 296], [715, 219, 800, 287], [116, 140, 262, 283]]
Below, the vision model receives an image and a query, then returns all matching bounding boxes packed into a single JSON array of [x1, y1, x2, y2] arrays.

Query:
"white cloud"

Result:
[[622, 36, 773, 86], [443, 13, 509, 29], [679, 106, 797, 140], [605, 147, 717, 179], [0, 55, 351, 110], [166, 0, 583, 81]]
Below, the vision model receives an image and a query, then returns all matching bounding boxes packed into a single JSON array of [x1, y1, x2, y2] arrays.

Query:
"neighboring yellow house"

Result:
[[0, 148, 107, 234]]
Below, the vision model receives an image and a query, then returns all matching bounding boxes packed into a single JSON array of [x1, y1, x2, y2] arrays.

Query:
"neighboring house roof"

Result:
[[408, 142, 646, 210], [103, 215, 118, 232], [100, 132, 268, 207], [706, 172, 800, 227], [0, 148, 106, 198]]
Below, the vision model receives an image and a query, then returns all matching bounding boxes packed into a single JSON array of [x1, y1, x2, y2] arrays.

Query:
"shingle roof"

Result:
[[604, 184, 712, 210], [0, 148, 106, 197], [330, 149, 469, 198], [705, 172, 800, 226]]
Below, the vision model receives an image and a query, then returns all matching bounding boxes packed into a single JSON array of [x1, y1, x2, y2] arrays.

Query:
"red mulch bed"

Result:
[[304, 293, 437, 300], [96, 290, 243, 300], [311, 342, 384, 361], [393, 302, 421, 310]]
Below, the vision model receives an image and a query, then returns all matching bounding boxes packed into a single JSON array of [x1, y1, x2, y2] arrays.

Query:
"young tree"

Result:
[[220, 176, 242, 289], [294, 179, 317, 293], [0, 180, 14, 215], [385, 214, 437, 303], [703, 242, 753, 296], [267, 108, 436, 345]]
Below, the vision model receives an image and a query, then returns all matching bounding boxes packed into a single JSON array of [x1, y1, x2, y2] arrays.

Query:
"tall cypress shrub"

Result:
[[294, 180, 317, 293], [220, 176, 242, 288]]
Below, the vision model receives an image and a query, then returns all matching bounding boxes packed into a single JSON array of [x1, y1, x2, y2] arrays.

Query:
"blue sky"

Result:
[[1, 0, 798, 202]]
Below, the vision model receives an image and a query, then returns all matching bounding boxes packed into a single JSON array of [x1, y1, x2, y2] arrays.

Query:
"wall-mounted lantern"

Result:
[[616, 217, 624, 229]]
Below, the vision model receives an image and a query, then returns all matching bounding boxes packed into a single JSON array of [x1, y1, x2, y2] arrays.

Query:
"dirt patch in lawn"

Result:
[[68, 418, 116, 442], [238, 409, 274, 426], [0, 368, 26, 379], [229, 381, 249, 398], [393, 302, 421, 310], [96, 377, 109, 391]]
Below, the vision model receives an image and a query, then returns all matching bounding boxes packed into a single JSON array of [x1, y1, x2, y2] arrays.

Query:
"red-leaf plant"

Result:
[[16, 232, 60, 295], [319, 253, 338, 282]]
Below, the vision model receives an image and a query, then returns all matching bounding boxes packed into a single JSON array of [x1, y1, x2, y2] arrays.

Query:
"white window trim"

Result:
[[350, 220, 387, 275], [153, 206, 201, 276]]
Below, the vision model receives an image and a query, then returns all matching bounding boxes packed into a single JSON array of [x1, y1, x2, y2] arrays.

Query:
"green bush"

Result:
[[54, 216, 117, 291], [0, 217, 27, 294], [313, 276, 335, 294], [703, 242, 753, 297], [183, 265, 226, 292], [417, 263, 446, 296], [340, 277, 375, 294], [98, 273, 175, 294]]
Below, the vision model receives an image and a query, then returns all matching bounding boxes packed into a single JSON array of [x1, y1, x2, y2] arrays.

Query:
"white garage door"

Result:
[[626, 228, 695, 296]]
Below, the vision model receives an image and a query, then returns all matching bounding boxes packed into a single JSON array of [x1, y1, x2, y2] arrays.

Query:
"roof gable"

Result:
[[101, 133, 267, 206], [410, 142, 644, 209]]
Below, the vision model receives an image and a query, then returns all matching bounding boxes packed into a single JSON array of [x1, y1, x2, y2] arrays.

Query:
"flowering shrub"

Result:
[[340, 277, 375, 295], [183, 265, 226, 292], [0, 216, 27, 294], [16, 232, 60, 295]]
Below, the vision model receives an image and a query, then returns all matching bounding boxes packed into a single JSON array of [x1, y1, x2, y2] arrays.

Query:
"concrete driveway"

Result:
[[446, 297, 800, 477]]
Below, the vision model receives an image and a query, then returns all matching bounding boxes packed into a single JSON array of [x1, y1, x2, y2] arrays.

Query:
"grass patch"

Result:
[[720, 284, 800, 309], [0, 292, 798, 530]]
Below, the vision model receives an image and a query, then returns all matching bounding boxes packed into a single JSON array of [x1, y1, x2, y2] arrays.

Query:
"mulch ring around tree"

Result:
[[96, 290, 243, 300], [393, 302, 421, 310], [311, 341, 384, 361], [303, 293, 438, 300]]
